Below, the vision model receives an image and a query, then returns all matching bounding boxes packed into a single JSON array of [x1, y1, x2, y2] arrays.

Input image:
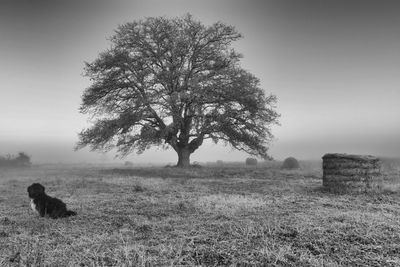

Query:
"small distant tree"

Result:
[[0, 152, 31, 168], [15, 152, 31, 167], [76, 14, 279, 167]]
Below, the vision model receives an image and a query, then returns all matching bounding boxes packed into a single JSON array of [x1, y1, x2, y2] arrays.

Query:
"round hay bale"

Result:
[[322, 153, 382, 192], [281, 157, 300, 169], [245, 158, 258, 166]]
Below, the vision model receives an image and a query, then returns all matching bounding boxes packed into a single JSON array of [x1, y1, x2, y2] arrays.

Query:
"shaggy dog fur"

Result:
[[27, 183, 76, 219]]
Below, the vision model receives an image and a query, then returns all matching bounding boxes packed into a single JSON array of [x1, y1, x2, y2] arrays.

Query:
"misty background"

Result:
[[1, 0, 399, 164]]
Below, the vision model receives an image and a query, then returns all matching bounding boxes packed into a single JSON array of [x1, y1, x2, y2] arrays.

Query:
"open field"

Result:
[[1, 162, 400, 266]]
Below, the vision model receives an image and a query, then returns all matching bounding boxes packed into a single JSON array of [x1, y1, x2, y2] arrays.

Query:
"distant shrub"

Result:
[[16, 152, 31, 168], [245, 158, 258, 166], [0, 152, 31, 168], [216, 160, 224, 166], [281, 157, 300, 169]]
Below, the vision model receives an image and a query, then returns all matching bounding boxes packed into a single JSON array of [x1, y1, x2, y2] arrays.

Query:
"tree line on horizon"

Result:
[[0, 152, 31, 168]]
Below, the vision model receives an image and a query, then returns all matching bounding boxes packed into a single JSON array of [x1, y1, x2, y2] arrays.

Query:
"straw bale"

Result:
[[323, 158, 379, 164], [323, 179, 383, 192], [324, 168, 380, 176], [281, 157, 300, 169], [324, 173, 380, 182], [329, 160, 376, 167], [323, 162, 378, 170], [322, 153, 382, 192], [322, 153, 379, 162], [323, 158, 379, 166]]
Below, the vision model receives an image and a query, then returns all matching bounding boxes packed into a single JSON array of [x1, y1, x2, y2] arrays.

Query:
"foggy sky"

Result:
[[1, 0, 399, 163]]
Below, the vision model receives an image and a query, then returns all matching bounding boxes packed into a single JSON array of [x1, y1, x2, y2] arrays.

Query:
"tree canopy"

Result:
[[76, 14, 279, 167]]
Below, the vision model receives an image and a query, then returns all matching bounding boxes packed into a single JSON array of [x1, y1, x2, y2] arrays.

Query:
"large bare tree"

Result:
[[76, 14, 279, 167]]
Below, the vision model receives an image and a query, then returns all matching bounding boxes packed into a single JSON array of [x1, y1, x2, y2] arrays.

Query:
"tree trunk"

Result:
[[176, 147, 191, 168]]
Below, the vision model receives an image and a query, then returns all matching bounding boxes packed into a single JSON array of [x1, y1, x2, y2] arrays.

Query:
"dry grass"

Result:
[[1, 162, 400, 266]]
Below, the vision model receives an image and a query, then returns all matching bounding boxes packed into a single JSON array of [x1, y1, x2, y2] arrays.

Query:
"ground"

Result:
[[0, 162, 400, 266]]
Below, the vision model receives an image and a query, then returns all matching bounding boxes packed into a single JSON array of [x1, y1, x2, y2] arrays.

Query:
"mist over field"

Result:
[[1, 0, 400, 163], [1, 138, 400, 165]]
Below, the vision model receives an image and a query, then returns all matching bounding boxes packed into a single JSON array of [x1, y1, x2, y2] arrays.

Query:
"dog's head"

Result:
[[27, 183, 45, 198]]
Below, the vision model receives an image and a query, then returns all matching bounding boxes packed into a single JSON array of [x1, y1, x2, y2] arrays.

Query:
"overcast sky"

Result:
[[1, 0, 399, 164]]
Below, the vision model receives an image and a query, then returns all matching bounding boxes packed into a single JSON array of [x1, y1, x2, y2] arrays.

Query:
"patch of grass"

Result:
[[1, 165, 400, 266], [195, 194, 268, 215]]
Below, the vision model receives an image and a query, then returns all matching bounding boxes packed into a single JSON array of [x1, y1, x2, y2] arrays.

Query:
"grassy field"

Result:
[[1, 162, 400, 266]]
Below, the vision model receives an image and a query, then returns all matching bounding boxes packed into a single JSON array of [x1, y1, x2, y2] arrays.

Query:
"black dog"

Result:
[[27, 183, 76, 219]]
